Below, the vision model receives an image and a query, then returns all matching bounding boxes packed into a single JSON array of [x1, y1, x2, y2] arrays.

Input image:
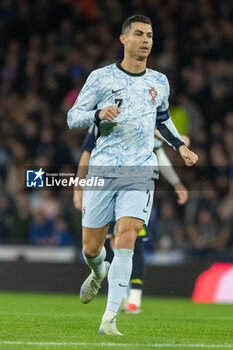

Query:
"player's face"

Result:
[[121, 22, 153, 61]]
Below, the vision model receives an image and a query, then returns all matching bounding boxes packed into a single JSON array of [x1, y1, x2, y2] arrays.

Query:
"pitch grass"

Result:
[[0, 292, 233, 350]]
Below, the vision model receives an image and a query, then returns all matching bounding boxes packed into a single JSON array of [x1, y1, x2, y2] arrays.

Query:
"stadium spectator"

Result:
[[50, 217, 73, 246], [9, 193, 30, 244], [186, 208, 229, 260], [0, 194, 13, 243], [29, 209, 53, 245], [155, 201, 184, 251]]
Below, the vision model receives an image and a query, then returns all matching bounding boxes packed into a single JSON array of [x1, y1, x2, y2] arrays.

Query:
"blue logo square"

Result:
[[26, 169, 45, 188]]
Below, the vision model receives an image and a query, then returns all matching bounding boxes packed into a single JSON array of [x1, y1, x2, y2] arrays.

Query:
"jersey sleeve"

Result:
[[156, 147, 180, 186], [67, 70, 102, 129], [153, 136, 163, 151], [81, 124, 98, 153], [156, 77, 185, 151]]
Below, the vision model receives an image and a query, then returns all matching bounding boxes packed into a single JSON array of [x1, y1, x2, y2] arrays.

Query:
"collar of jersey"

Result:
[[116, 62, 146, 77]]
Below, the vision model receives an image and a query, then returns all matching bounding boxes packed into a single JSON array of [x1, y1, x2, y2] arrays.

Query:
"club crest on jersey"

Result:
[[149, 87, 157, 101]]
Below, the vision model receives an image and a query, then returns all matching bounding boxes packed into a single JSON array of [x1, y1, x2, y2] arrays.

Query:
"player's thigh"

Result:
[[82, 223, 110, 257], [82, 189, 115, 228]]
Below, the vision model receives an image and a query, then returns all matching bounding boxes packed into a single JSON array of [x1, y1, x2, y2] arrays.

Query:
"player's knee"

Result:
[[122, 233, 137, 247], [123, 222, 143, 238], [115, 220, 144, 249], [117, 229, 138, 246], [124, 224, 143, 238], [118, 220, 143, 236], [82, 245, 101, 259], [133, 221, 144, 234]]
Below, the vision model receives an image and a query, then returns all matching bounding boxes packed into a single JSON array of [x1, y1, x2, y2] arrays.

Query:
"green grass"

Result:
[[0, 292, 233, 350]]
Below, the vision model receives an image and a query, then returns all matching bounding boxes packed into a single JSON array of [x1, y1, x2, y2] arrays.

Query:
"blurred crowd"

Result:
[[0, 0, 232, 262]]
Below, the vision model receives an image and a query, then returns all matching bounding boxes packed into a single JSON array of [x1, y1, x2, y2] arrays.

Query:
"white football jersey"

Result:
[[68, 62, 184, 177]]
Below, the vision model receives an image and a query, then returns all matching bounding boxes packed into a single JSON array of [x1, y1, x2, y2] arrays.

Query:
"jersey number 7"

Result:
[[115, 99, 123, 108]]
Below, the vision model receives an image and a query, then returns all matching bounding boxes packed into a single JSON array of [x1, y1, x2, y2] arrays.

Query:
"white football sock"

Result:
[[82, 246, 106, 279], [105, 248, 134, 313], [128, 288, 142, 307]]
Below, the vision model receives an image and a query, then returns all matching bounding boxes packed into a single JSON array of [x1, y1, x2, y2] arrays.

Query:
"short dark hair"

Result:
[[121, 15, 152, 34]]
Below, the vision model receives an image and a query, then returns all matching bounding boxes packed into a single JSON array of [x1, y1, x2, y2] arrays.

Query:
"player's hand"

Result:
[[179, 145, 198, 166], [73, 189, 83, 211], [174, 182, 188, 205], [99, 106, 120, 122]]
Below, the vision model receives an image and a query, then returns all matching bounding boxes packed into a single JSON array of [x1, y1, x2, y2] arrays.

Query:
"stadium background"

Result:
[[0, 0, 232, 294]]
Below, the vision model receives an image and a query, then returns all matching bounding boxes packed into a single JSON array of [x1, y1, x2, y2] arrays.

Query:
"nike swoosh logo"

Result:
[[119, 283, 128, 287], [112, 88, 123, 93], [143, 209, 148, 213]]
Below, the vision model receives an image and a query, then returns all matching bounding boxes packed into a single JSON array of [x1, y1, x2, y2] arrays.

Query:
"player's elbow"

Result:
[[67, 109, 75, 129]]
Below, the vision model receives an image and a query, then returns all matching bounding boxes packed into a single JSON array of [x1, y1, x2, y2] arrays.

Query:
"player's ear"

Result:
[[119, 34, 126, 45]]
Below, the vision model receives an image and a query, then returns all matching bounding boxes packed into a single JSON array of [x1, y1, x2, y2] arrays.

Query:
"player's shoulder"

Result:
[[146, 68, 168, 85], [90, 63, 116, 78]]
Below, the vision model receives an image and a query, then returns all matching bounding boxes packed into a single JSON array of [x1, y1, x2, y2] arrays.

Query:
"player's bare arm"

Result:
[[155, 129, 190, 148], [174, 182, 188, 205], [156, 144, 188, 204], [73, 150, 90, 211]]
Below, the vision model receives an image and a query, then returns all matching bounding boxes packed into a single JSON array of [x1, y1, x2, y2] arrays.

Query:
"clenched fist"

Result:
[[99, 106, 120, 122], [179, 145, 198, 166]]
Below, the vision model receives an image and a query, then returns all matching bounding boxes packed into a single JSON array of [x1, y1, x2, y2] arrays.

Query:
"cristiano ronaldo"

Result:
[[67, 15, 198, 335]]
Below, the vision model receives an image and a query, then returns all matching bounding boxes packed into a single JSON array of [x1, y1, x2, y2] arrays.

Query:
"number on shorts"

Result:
[[143, 190, 151, 213]]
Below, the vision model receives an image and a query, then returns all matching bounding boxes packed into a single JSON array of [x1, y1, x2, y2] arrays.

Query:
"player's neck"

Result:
[[120, 57, 147, 74]]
